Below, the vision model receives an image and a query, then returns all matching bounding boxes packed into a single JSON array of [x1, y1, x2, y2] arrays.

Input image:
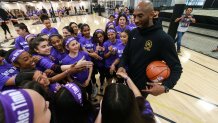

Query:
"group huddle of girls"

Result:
[[0, 12, 156, 123]]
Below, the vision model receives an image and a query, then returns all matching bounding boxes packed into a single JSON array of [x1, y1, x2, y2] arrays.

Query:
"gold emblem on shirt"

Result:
[[144, 40, 152, 51]]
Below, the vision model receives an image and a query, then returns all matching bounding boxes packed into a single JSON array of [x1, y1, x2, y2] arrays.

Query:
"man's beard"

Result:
[[137, 19, 150, 29]]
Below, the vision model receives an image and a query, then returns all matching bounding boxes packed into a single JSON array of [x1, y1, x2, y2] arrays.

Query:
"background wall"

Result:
[[1, 1, 91, 13]]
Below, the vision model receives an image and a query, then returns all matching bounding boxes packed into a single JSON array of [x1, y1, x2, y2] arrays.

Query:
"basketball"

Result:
[[146, 61, 170, 83]]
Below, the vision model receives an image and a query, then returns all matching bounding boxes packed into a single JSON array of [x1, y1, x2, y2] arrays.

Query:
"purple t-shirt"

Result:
[[75, 33, 83, 41], [35, 55, 56, 72], [114, 12, 119, 19], [79, 37, 96, 52], [36, 10, 41, 16], [126, 15, 131, 24], [50, 47, 68, 64], [115, 25, 131, 39], [117, 43, 126, 59], [41, 27, 59, 36], [0, 60, 19, 90], [15, 36, 29, 51], [103, 39, 121, 68], [33, 10, 38, 15], [26, 11, 32, 17], [95, 43, 105, 68], [129, 23, 137, 30], [61, 51, 91, 84]]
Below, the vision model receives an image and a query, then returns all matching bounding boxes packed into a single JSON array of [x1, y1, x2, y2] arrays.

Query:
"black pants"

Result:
[[98, 66, 106, 86], [85, 80, 92, 99], [91, 64, 98, 85], [1, 24, 11, 35]]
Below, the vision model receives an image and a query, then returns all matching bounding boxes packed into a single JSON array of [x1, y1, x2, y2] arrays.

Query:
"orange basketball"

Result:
[[146, 61, 170, 83]]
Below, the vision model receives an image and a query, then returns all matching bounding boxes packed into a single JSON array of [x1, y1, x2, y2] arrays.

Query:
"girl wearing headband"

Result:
[[21, 80, 58, 123], [105, 22, 115, 35], [0, 89, 51, 123], [55, 82, 95, 123], [106, 15, 116, 28], [115, 14, 131, 39], [0, 50, 19, 91], [93, 29, 107, 92], [5, 48, 93, 86], [49, 34, 68, 64], [103, 28, 121, 84], [62, 36, 93, 87], [3, 49, 52, 87], [61, 36, 93, 100]]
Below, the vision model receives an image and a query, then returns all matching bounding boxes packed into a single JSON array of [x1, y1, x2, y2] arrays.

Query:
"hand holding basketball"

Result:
[[141, 83, 165, 96]]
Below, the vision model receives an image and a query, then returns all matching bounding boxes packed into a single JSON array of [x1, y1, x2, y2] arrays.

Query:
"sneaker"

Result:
[[212, 49, 218, 52], [177, 50, 181, 54], [91, 84, 98, 98]]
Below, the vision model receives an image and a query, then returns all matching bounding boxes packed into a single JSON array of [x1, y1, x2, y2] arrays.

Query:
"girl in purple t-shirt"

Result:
[[62, 36, 93, 87], [14, 23, 30, 51], [0, 50, 19, 90], [79, 24, 102, 95], [69, 22, 83, 41], [104, 28, 121, 84], [111, 30, 130, 73], [106, 15, 116, 29], [129, 15, 137, 30], [4, 48, 91, 88], [29, 37, 74, 75], [40, 14, 59, 36], [115, 14, 131, 39], [48, 34, 68, 64], [93, 29, 107, 92], [79, 24, 96, 53]]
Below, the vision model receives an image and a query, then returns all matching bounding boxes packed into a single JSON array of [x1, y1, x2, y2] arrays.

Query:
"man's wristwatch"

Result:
[[163, 86, 170, 93]]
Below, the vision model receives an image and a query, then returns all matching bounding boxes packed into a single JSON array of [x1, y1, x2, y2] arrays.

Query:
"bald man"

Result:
[[117, 0, 182, 97]]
